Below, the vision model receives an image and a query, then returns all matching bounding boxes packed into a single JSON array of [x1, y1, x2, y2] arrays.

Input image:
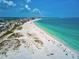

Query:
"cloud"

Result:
[[32, 8, 41, 14], [24, 0, 32, 11], [32, 8, 42, 17], [26, 0, 31, 3], [2, 0, 16, 7], [25, 4, 31, 10]]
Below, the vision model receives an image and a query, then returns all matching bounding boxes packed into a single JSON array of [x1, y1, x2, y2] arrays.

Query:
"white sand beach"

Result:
[[0, 19, 78, 59]]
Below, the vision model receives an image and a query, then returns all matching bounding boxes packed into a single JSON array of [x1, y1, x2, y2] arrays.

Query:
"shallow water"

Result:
[[35, 17, 79, 51]]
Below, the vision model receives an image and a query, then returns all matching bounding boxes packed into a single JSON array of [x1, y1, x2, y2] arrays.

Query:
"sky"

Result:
[[0, 0, 79, 17]]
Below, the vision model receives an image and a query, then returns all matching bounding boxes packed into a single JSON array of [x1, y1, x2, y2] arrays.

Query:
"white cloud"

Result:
[[25, 4, 31, 10], [32, 8, 41, 14], [26, 0, 31, 3], [2, 0, 16, 7], [32, 8, 42, 17]]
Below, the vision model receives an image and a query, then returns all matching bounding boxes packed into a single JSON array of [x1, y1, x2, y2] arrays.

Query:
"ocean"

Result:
[[35, 17, 79, 51]]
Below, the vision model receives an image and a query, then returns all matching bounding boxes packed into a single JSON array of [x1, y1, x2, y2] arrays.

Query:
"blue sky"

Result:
[[0, 0, 79, 17]]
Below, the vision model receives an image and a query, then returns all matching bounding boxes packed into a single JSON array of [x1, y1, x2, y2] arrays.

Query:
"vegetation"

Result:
[[0, 24, 19, 38]]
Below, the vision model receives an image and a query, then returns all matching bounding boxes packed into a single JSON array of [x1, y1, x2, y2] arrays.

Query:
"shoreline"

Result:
[[0, 19, 79, 59], [27, 20, 78, 58], [34, 21, 79, 53], [33, 20, 79, 58]]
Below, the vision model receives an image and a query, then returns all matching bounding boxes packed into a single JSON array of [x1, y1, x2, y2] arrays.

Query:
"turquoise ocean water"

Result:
[[35, 17, 79, 51]]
